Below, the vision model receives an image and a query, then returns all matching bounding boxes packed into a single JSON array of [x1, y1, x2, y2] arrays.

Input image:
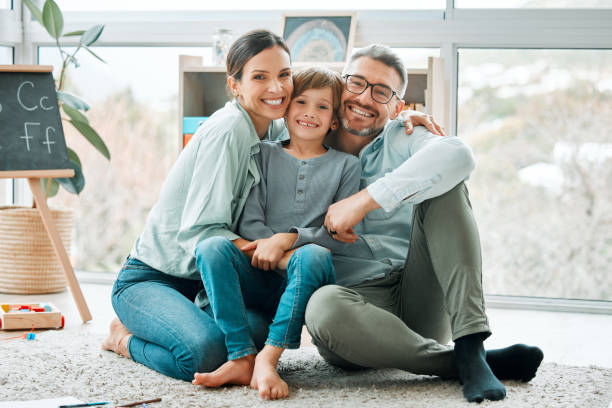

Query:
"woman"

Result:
[[102, 30, 294, 381]]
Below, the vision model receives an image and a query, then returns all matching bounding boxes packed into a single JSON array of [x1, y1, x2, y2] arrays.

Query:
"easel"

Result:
[[0, 64, 91, 323], [0, 170, 92, 323]]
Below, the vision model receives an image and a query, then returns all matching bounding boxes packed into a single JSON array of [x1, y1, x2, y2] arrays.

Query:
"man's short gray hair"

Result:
[[343, 44, 408, 97]]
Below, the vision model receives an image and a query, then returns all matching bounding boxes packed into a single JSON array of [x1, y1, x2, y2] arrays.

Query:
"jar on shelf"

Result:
[[212, 29, 233, 66]]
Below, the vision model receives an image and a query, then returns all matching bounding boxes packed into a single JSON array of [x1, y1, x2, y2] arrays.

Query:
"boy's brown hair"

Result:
[[291, 67, 343, 113]]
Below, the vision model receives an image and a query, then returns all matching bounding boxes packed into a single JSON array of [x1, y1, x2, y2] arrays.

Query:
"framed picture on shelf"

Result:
[[280, 12, 357, 64]]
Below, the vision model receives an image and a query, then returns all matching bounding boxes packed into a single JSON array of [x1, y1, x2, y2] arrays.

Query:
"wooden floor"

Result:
[[2, 283, 611, 368]]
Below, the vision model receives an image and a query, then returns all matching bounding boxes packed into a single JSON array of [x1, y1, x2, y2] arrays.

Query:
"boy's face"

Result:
[[285, 87, 338, 144]]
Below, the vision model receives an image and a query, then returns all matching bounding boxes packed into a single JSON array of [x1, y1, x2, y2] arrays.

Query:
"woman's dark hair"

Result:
[[226, 29, 291, 82]]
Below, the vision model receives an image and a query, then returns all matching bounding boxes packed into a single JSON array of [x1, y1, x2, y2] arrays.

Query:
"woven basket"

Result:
[[0, 206, 73, 294]]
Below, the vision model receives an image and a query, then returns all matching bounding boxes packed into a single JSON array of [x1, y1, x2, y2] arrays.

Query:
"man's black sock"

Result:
[[454, 332, 506, 403], [486, 344, 544, 382]]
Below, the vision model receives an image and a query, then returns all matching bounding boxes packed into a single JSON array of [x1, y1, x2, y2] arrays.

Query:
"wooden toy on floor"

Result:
[[0, 302, 64, 330]]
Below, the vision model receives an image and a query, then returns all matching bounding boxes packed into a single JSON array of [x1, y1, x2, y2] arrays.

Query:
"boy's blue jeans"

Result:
[[195, 236, 335, 360], [111, 257, 272, 381]]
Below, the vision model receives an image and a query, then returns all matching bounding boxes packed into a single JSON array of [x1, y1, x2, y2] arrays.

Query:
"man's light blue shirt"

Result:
[[331, 121, 476, 287]]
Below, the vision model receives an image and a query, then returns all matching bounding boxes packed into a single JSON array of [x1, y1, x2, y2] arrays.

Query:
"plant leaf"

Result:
[[42, 0, 64, 39], [69, 120, 111, 160], [62, 104, 89, 124], [70, 55, 80, 68], [40, 178, 59, 198], [56, 157, 85, 195], [67, 147, 82, 168], [22, 0, 44, 26], [63, 30, 85, 37], [80, 24, 104, 46], [83, 46, 107, 64], [57, 91, 90, 111]]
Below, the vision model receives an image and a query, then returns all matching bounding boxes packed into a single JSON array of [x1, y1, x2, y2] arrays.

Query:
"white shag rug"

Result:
[[1, 328, 611, 408]]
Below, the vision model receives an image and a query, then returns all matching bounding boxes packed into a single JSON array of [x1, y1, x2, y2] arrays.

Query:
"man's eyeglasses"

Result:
[[342, 74, 400, 104]]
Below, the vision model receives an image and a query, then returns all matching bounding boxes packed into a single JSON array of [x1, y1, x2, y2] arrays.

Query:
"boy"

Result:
[[192, 67, 361, 400]]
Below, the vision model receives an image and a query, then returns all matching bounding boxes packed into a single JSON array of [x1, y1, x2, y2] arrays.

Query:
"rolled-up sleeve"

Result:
[[367, 128, 475, 212]]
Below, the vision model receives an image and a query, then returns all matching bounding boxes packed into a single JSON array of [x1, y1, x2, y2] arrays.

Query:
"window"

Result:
[[0, 1, 11, 10], [39, 46, 212, 273], [10, 4, 608, 307], [456, 0, 612, 8], [458, 48, 612, 301]]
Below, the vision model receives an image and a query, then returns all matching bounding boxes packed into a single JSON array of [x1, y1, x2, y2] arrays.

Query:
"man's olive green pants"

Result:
[[305, 183, 490, 379]]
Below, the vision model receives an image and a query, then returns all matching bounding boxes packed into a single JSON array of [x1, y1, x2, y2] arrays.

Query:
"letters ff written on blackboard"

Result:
[[0, 70, 71, 172]]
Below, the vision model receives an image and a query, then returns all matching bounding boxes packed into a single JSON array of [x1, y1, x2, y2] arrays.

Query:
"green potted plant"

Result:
[[23, 0, 110, 196], [0, 0, 109, 294]]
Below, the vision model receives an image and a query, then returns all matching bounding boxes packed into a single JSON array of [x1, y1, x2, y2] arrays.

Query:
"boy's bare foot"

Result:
[[193, 354, 255, 387], [101, 317, 132, 359], [250, 345, 289, 400]]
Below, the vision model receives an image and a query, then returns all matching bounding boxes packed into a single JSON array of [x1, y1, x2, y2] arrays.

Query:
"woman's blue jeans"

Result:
[[111, 257, 272, 381], [194, 237, 335, 361]]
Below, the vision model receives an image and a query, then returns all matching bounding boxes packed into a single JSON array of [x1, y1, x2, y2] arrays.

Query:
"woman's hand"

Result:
[[397, 110, 446, 136], [241, 233, 297, 271]]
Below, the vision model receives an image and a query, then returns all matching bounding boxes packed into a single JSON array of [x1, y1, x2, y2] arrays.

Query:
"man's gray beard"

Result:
[[340, 116, 384, 138]]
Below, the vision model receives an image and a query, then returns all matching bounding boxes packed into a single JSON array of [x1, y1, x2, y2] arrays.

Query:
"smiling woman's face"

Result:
[[229, 45, 293, 134]]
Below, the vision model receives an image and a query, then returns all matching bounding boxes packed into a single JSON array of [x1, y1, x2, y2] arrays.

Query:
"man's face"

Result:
[[338, 56, 405, 138]]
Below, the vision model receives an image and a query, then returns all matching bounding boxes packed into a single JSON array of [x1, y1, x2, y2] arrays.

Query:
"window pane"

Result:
[[0, 1, 11, 10], [458, 49, 612, 301], [0, 45, 11, 63], [39, 46, 212, 273], [456, 0, 612, 8], [55, 0, 444, 10], [392, 48, 440, 70]]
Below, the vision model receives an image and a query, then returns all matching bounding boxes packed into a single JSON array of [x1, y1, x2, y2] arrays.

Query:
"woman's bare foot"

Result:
[[250, 345, 289, 400], [101, 317, 132, 359], [193, 354, 255, 387]]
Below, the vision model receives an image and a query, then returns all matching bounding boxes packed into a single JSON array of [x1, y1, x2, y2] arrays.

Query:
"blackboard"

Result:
[[0, 67, 71, 172]]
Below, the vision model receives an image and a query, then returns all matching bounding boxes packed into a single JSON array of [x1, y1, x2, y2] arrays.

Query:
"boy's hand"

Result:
[[241, 233, 297, 271]]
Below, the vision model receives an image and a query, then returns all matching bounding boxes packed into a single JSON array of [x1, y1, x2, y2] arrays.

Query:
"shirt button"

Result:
[[298, 175, 305, 180], [297, 190, 303, 194], [301, 161, 307, 165]]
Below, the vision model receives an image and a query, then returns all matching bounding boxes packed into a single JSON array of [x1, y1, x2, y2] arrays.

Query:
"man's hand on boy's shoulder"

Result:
[[397, 110, 446, 136]]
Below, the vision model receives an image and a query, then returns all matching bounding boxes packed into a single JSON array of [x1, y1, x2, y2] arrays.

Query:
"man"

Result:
[[302, 45, 544, 403]]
